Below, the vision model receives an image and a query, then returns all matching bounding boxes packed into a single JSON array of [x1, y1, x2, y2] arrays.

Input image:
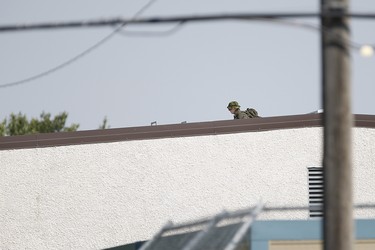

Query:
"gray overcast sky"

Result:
[[0, 0, 374, 130]]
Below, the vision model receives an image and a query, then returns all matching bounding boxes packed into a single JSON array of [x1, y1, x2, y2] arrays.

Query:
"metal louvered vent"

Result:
[[308, 167, 323, 218]]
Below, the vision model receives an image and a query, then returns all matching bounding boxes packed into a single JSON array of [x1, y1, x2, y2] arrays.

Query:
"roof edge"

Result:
[[0, 113, 374, 151]]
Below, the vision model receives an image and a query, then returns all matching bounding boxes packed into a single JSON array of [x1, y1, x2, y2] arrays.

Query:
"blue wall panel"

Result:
[[250, 219, 375, 250]]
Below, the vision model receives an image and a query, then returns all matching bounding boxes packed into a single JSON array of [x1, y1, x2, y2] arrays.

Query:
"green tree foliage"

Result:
[[0, 112, 79, 136]]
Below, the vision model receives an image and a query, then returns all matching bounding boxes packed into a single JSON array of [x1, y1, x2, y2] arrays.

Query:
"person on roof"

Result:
[[227, 101, 260, 119], [227, 101, 249, 119]]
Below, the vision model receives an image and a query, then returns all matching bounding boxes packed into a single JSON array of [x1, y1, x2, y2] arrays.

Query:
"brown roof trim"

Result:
[[0, 113, 374, 151]]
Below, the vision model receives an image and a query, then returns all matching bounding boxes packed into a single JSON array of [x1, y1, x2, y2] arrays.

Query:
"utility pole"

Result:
[[321, 0, 353, 250]]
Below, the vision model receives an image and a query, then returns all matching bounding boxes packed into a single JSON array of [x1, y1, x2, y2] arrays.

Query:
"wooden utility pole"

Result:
[[321, 0, 353, 250]]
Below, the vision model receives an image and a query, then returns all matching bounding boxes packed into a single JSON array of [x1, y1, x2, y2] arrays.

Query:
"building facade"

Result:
[[1, 114, 374, 249]]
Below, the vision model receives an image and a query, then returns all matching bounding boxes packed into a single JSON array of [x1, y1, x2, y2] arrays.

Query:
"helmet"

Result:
[[227, 101, 240, 109]]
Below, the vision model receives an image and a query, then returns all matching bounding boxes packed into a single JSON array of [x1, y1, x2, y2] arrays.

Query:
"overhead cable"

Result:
[[259, 18, 373, 55], [1, 12, 375, 32], [117, 22, 184, 37], [0, 27, 121, 88], [0, 0, 158, 89], [1, 10, 374, 88]]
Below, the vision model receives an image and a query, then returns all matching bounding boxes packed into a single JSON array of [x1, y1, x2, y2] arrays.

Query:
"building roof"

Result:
[[1, 113, 375, 151]]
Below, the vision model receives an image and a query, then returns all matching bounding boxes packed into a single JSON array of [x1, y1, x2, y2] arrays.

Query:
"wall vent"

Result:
[[308, 167, 323, 217]]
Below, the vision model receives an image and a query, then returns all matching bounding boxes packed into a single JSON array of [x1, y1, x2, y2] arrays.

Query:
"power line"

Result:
[[1, 12, 375, 32], [259, 18, 372, 54], [0, 27, 121, 89], [0, 0, 158, 89], [1, 11, 374, 88], [131, 0, 158, 19], [117, 22, 185, 37]]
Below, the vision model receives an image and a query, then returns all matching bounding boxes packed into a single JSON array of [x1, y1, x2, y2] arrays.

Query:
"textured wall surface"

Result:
[[1, 127, 374, 249]]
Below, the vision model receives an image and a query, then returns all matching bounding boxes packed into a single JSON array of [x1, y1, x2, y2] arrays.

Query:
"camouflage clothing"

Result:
[[228, 101, 260, 119], [233, 109, 249, 119], [227, 101, 240, 110]]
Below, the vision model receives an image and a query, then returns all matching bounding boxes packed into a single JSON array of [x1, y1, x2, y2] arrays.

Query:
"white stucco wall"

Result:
[[1, 127, 374, 249]]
